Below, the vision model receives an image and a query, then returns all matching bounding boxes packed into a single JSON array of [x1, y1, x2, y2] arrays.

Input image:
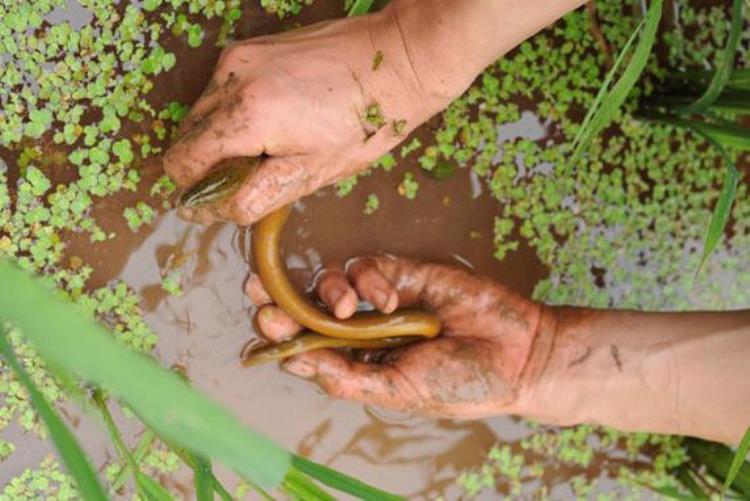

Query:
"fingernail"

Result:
[[384, 291, 398, 313], [374, 288, 390, 309], [283, 358, 316, 379], [328, 287, 345, 307]]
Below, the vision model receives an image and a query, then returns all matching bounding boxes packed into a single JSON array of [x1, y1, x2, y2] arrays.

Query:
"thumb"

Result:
[[177, 156, 311, 226], [163, 105, 265, 187]]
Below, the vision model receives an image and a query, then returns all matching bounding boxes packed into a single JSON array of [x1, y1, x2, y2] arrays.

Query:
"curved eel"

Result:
[[178, 156, 442, 366]]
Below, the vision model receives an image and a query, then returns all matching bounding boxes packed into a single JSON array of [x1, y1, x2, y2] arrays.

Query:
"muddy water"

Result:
[[2, 0, 553, 497], [90, 153, 546, 498]]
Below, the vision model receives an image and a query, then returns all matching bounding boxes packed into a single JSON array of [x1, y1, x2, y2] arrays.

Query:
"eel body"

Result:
[[177, 156, 442, 365]]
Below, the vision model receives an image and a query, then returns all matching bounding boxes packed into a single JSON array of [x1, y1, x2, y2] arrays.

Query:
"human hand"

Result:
[[164, 7, 460, 226], [245, 255, 545, 419]]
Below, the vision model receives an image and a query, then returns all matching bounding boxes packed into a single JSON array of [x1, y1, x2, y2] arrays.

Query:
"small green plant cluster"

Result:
[[458, 424, 689, 499], [0, 0, 245, 492], [261, 0, 314, 19]]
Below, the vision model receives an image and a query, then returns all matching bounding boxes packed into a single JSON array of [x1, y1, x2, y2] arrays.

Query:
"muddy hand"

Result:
[[245, 256, 544, 419], [163, 8, 461, 226]]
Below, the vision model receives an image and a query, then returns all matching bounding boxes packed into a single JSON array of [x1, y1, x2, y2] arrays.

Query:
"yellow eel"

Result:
[[178, 156, 442, 366]]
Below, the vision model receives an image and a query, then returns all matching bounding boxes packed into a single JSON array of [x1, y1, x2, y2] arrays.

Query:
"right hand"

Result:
[[245, 255, 545, 419], [164, 8, 460, 226]]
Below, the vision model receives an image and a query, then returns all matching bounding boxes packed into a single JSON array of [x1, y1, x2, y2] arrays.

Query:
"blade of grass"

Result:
[[212, 477, 234, 501], [572, 15, 646, 148], [674, 466, 710, 499], [686, 438, 750, 498], [283, 467, 336, 501], [93, 391, 174, 501], [570, 0, 662, 166], [0, 262, 290, 490], [697, 140, 738, 273], [347, 0, 374, 16], [723, 427, 750, 497], [111, 429, 157, 492], [638, 111, 750, 151], [0, 330, 108, 501], [192, 455, 214, 501], [643, 484, 704, 501], [656, 89, 750, 114], [292, 454, 405, 501], [679, 0, 745, 115]]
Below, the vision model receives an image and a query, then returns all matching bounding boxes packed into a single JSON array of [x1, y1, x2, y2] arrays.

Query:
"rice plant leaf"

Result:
[[698, 142, 739, 272], [680, 0, 745, 114], [111, 430, 157, 492], [292, 454, 405, 501], [347, 0, 374, 16], [137, 473, 175, 501], [723, 427, 750, 495], [570, 0, 662, 166], [192, 455, 214, 501], [0, 262, 290, 491], [284, 467, 337, 501], [644, 484, 704, 501], [93, 390, 172, 500], [0, 331, 108, 501], [572, 15, 646, 148], [729, 68, 750, 90]]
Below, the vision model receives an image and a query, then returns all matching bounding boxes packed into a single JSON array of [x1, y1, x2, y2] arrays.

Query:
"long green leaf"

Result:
[[724, 427, 750, 496], [137, 473, 175, 501], [192, 455, 214, 501], [686, 438, 750, 497], [644, 484, 704, 501], [292, 454, 405, 501], [570, 0, 662, 166], [347, 0, 374, 16], [93, 391, 174, 501], [698, 140, 739, 272], [0, 262, 290, 490], [0, 331, 108, 501], [111, 429, 157, 492], [284, 467, 336, 501], [680, 0, 745, 114], [572, 16, 646, 148], [638, 111, 750, 152]]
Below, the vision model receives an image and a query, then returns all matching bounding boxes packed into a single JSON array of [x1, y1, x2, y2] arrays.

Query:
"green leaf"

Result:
[[570, 0, 662, 166], [347, 0, 374, 16], [679, 0, 745, 115], [137, 473, 175, 501], [0, 262, 291, 491], [698, 141, 739, 272], [283, 467, 336, 501], [291, 454, 405, 501], [724, 427, 750, 496], [0, 331, 108, 501], [193, 455, 214, 501], [644, 484, 704, 501]]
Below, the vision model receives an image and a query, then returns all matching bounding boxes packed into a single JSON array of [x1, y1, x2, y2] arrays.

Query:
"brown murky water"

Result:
[[1, 1, 667, 498], [57, 150, 548, 499]]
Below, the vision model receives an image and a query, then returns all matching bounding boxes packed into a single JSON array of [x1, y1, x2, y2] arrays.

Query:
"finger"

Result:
[[282, 350, 423, 411], [244, 273, 271, 306], [348, 255, 475, 311], [163, 104, 264, 188], [314, 267, 358, 319], [346, 258, 399, 314], [255, 305, 302, 343]]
